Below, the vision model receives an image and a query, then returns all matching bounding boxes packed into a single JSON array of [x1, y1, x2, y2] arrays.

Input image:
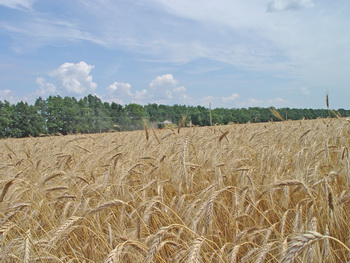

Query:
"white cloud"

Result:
[[149, 74, 187, 102], [149, 74, 179, 91], [107, 82, 133, 97], [222, 93, 240, 102], [106, 74, 188, 105], [173, 86, 186, 93], [36, 77, 57, 96], [106, 82, 149, 104], [0, 0, 36, 10], [134, 89, 149, 100], [267, 0, 314, 12], [36, 61, 97, 96], [49, 61, 97, 95]]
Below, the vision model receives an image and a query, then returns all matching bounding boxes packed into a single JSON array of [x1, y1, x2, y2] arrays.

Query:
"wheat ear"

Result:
[[281, 231, 324, 263], [0, 180, 14, 202], [256, 242, 275, 263], [152, 128, 160, 144], [324, 224, 330, 260], [48, 216, 81, 249], [88, 200, 128, 214], [204, 186, 234, 234], [24, 229, 31, 263], [187, 237, 204, 263], [229, 245, 240, 263], [145, 225, 181, 263], [144, 119, 149, 141], [105, 240, 147, 263], [219, 131, 229, 142], [0, 221, 16, 241]]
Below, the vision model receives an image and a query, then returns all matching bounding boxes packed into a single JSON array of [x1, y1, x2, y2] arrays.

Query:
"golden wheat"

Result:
[[281, 231, 324, 263], [0, 118, 350, 261]]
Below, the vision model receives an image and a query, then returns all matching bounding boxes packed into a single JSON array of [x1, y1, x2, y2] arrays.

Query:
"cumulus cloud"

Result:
[[107, 82, 133, 97], [36, 61, 97, 96], [149, 74, 187, 103], [267, 0, 314, 12], [106, 74, 189, 105], [106, 82, 149, 104], [50, 61, 97, 95], [36, 77, 57, 96], [149, 74, 178, 90]]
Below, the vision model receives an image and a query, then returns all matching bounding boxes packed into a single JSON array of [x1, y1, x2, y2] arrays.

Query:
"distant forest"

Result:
[[0, 94, 348, 138]]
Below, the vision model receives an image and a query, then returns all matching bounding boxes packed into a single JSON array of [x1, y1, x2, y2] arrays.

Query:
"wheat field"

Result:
[[1, 118, 350, 262]]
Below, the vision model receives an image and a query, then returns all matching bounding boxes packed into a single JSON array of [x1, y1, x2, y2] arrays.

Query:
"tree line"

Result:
[[0, 94, 348, 138]]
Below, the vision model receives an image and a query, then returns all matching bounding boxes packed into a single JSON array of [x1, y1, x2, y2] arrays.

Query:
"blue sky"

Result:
[[0, 0, 349, 109]]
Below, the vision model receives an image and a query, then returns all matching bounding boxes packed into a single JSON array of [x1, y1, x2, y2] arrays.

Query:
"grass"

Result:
[[1, 118, 350, 262]]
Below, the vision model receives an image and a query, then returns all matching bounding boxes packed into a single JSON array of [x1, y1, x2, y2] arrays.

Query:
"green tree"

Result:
[[144, 103, 161, 123], [109, 102, 127, 130], [124, 103, 146, 130], [0, 100, 13, 138], [10, 101, 45, 137], [85, 94, 113, 132], [45, 96, 65, 134]]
